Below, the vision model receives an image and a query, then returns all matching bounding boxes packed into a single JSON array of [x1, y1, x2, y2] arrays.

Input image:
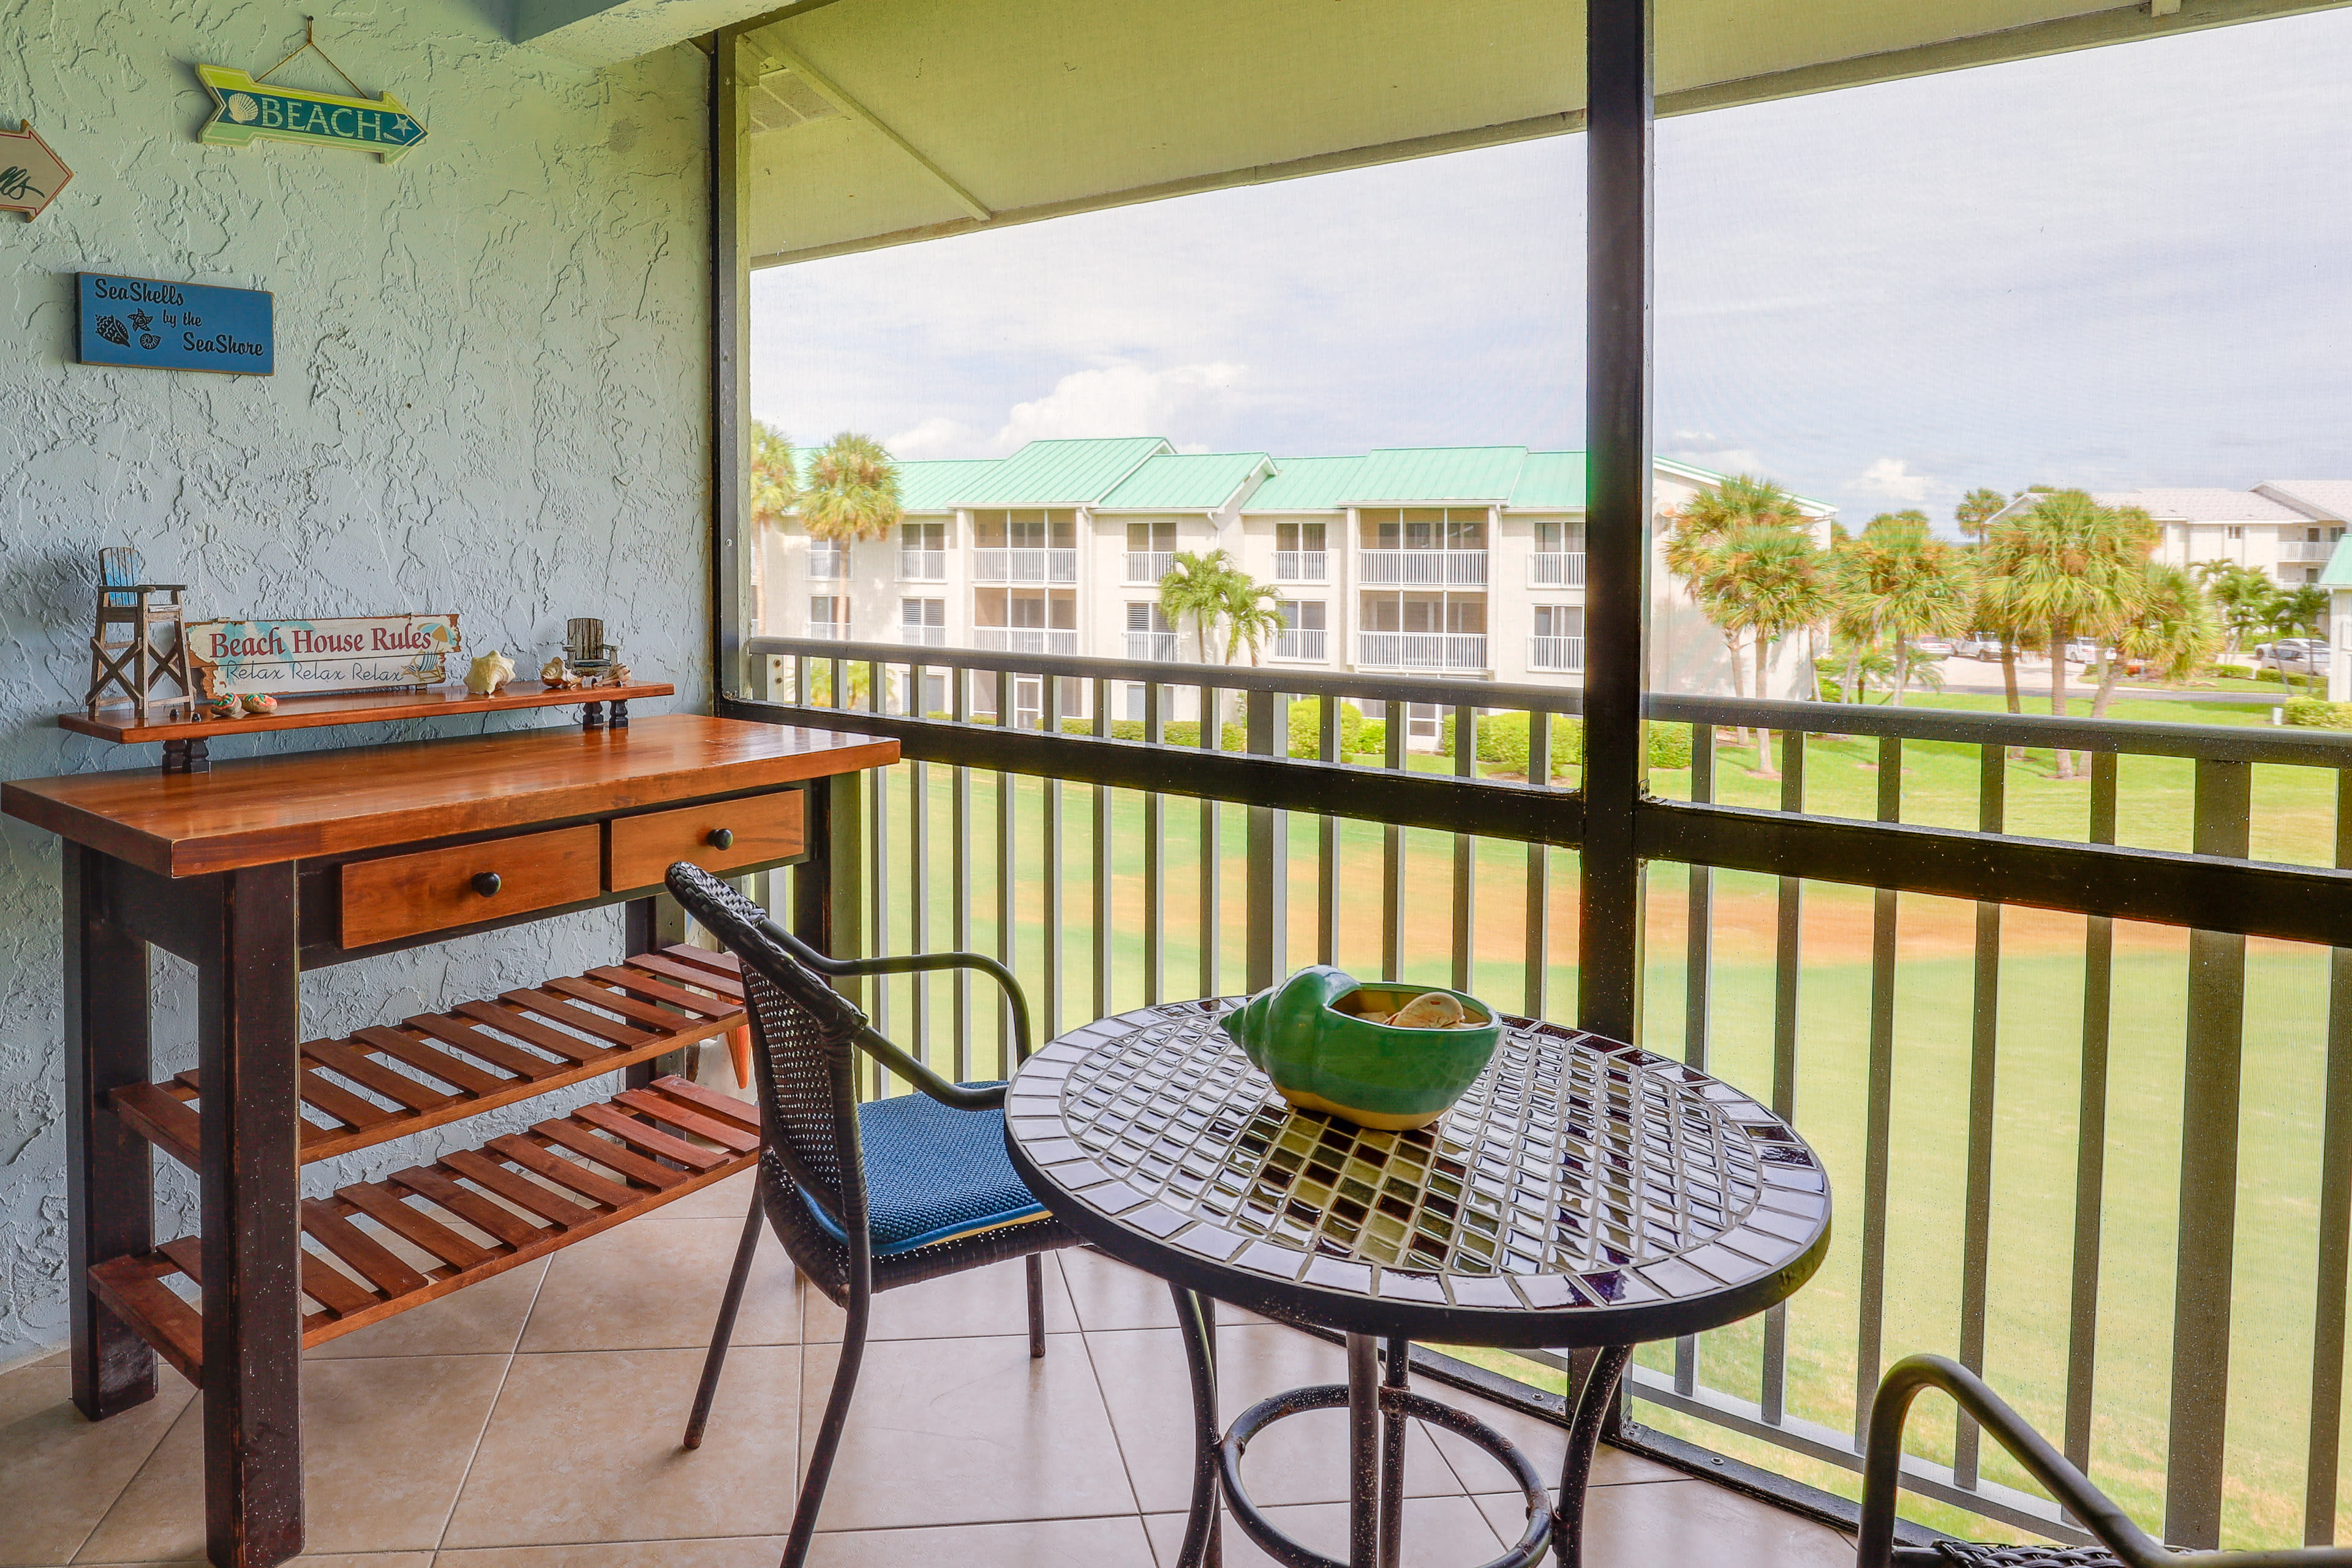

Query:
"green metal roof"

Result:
[[1509, 451, 1588, 510], [894, 458, 1003, 512], [2318, 535, 2352, 589], [1238, 456, 1367, 513], [949, 437, 1170, 506], [1096, 451, 1272, 511], [1348, 447, 1528, 505]]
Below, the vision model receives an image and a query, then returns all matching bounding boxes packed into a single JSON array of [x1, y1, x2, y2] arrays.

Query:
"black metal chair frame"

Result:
[[1861, 1355, 2352, 1568], [665, 863, 1079, 1568]]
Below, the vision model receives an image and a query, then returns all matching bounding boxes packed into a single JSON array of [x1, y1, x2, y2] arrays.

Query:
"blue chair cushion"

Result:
[[800, 1086, 1049, 1255]]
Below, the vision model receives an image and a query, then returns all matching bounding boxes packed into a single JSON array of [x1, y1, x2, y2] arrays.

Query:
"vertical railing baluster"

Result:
[[907, 665, 930, 1069], [2305, 766, 2352, 1546], [868, 705, 891, 1095], [1955, 742, 2008, 1489], [1676, 722, 1714, 1399], [1318, 695, 1341, 967], [1199, 683, 1221, 998], [1145, 683, 1166, 1005], [1042, 675, 1064, 1042], [2064, 750, 2118, 1473], [1524, 709, 1553, 1020], [997, 672, 1019, 1080], [1245, 688, 1288, 992], [1093, 678, 1112, 1025], [1382, 704, 1407, 981], [952, 668, 972, 1082], [1854, 734, 1902, 1442], [2166, 756, 2252, 1549], [1452, 704, 1477, 994], [1761, 728, 1806, 1427]]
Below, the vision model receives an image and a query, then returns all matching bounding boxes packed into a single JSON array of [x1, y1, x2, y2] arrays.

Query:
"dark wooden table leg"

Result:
[[65, 845, 157, 1421], [200, 862, 304, 1568]]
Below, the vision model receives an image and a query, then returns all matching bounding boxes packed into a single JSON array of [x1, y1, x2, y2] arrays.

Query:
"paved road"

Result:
[[1915, 656, 2288, 706]]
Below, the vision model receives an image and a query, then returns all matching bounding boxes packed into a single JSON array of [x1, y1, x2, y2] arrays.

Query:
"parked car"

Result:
[[2064, 638, 2106, 666], [2255, 639, 2332, 676], [1911, 636, 1954, 658], [1954, 635, 2003, 661]]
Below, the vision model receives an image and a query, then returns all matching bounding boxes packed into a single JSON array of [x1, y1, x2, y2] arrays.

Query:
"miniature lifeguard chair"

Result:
[[83, 548, 194, 723]]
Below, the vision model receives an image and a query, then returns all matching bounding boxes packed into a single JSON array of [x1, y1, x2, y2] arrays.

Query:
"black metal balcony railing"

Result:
[[727, 634, 2352, 1553]]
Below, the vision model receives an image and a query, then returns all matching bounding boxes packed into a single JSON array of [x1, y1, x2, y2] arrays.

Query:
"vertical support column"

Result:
[[709, 26, 753, 693], [1245, 688, 1287, 992], [200, 861, 303, 1568], [1578, 0, 1654, 1045], [2166, 758, 2251, 1549], [65, 846, 157, 1421], [622, 894, 690, 1088]]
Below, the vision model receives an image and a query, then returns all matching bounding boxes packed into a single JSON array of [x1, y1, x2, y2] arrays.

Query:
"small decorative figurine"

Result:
[[197, 692, 239, 720], [564, 617, 616, 678], [601, 662, 631, 687], [464, 649, 515, 696], [238, 692, 278, 715], [82, 548, 194, 722]]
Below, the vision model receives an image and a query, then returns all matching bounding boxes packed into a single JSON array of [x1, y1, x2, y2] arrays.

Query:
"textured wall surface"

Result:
[[0, 4, 710, 1362]]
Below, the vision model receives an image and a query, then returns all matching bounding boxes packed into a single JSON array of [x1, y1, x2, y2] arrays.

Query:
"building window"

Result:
[[973, 510, 1077, 549], [1127, 521, 1175, 552], [900, 597, 944, 646], [1127, 602, 1173, 634], [1276, 521, 1327, 553], [809, 595, 848, 638], [1535, 519, 1585, 552], [2227, 525, 2244, 540], [1275, 600, 1327, 660], [1359, 507, 1488, 551], [1125, 601, 1177, 660]]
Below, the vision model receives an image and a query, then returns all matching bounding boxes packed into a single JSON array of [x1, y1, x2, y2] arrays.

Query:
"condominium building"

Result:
[[1988, 483, 2351, 585], [756, 436, 1836, 722]]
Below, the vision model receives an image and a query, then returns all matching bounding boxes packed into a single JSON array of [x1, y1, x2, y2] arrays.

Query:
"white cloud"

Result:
[[1852, 458, 1936, 505], [883, 417, 981, 460], [991, 362, 1246, 451], [1664, 432, 1770, 477]]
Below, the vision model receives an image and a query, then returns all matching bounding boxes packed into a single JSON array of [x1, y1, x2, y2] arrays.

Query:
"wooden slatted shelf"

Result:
[[109, 945, 749, 1169], [89, 1074, 762, 1381]]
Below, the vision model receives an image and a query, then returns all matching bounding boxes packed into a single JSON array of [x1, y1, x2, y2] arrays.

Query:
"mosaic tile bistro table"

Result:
[[1004, 1000, 1833, 1568]]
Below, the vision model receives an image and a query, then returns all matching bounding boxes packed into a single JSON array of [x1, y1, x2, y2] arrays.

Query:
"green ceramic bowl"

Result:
[[1219, 965, 1502, 1131]]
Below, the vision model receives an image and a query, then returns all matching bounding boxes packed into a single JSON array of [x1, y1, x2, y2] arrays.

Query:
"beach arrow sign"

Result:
[[196, 66, 426, 163], [0, 121, 72, 220]]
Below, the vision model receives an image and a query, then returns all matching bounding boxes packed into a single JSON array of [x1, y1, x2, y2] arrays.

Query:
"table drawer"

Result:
[[606, 790, 803, 891], [341, 824, 602, 948]]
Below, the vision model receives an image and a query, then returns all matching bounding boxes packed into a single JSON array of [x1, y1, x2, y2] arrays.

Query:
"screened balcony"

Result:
[[900, 547, 948, 580], [1126, 549, 1175, 582], [1359, 631, 1487, 670], [1276, 549, 1330, 582], [1126, 630, 1182, 661], [1359, 548, 1489, 587], [973, 548, 1079, 584], [976, 626, 1079, 655], [1531, 551, 1586, 587], [1529, 633, 1585, 671]]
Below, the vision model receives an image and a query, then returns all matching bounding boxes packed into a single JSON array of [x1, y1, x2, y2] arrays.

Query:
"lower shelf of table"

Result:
[[89, 1074, 763, 1382]]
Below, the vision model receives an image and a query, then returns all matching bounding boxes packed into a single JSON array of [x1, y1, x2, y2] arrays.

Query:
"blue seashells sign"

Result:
[[186, 614, 461, 698], [77, 274, 273, 375]]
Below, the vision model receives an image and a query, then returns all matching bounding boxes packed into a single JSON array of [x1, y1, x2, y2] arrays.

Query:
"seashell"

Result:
[[540, 657, 576, 688], [464, 649, 516, 696], [198, 693, 238, 720], [238, 693, 277, 715], [604, 663, 631, 687], [1385, 992, 1468, 1030]]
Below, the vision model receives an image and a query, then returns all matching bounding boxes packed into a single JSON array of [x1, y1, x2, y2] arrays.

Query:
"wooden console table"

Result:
[[2, 715, 897, 1568]]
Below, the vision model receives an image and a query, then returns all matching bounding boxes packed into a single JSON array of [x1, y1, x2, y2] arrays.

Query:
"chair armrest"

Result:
[[757, 916, 1035, 1062], [1859, 1355, 2352, 1568], [850, 1026, 1005, 1112]]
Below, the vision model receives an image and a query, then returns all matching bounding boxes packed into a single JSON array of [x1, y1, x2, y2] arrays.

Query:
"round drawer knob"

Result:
[[706, 827, 734, 850], [472, 872, 502, 897]]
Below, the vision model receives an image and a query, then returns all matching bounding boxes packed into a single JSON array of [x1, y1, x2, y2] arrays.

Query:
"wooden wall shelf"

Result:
[[61, 679, 674, 745]]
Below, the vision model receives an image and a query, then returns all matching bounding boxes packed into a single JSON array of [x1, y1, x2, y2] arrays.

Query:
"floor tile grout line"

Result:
[[1066, 1277, 1156, 1532], [55, 1373, 196, 1568], [429, 1256, 553, 1555]]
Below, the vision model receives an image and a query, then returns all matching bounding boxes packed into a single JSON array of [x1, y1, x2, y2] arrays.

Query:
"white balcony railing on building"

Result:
[[900, 549, 946, 581], [1359, 548, 1487, 587], [1275, 550, 1329, 582], [1125, 551, 1173, 583], [1124, 631, 1182, 661], [1529, 552, 1586, 587], [805, 621, 850, 641], [2280, 540, 2340, 563], [1273, 628, 1329, 662], [973, 548, 1078, 583], [1357, 632, 1487, 670], [976, 627, 1079, 655], [899, 625, 946, 647], [808, 544, 848, 581], [1528, 635, 1585, 671]]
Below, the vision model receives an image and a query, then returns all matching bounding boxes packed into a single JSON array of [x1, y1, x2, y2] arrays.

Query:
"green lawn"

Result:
[[834, 711, 2346, 1548]]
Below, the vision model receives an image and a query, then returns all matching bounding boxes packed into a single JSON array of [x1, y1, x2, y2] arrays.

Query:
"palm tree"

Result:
[[1830, 513, 1972, 705], [1220, 574, 1287, 666], [1664, 475, 1811, 744], [748, 421, 799, 530], [801, 432, 902, 542], [2271, 583, 2329, 641], [2193, 561, 2274, 658], [2095, 563, 2217, 720], [1713, 522, 1831, 778], [1158, 549, 1238, 665], [1984, 491, 2157, 777], [1955, 488, 2010, 540]]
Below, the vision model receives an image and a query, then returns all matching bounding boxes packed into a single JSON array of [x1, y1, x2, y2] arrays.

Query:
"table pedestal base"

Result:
[[1169, 1285, 1629, 1568]]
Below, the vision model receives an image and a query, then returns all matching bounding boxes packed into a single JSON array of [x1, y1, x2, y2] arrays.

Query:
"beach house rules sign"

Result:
[[187, 614, 461, 697], [77, 274, 273, 375]]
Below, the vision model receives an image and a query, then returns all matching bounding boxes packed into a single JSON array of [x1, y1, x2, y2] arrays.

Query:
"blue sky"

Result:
[[750, 10, 2352, 529]]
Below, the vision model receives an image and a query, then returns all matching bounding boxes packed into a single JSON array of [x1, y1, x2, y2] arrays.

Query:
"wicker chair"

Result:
[[664, 863, 1079, 1568], [1861, 1355, 2352, 1568]]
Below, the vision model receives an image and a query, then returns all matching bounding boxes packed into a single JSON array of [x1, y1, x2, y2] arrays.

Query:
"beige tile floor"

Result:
[[0, 1167, 1858, 1567]]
